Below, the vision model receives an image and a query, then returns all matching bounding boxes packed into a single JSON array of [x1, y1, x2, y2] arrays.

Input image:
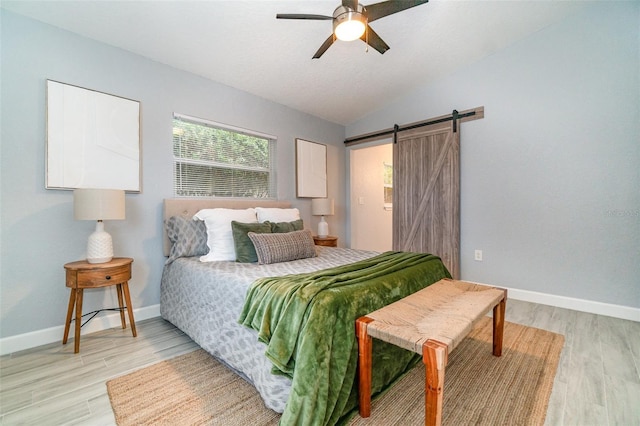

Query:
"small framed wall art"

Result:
[[46, 80, 141, 192], [295, 138, 327, 198]]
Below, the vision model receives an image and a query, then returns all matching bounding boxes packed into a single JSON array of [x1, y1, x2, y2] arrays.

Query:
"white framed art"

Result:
[[295, 138, 327, 198], [46, 80, 141, 192]]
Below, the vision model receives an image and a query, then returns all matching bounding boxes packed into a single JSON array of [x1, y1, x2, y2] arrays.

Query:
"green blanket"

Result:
[[239, 251, 451, 426]]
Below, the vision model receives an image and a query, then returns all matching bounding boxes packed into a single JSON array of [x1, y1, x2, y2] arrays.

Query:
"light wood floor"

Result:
[[1, 300, 639, 425]]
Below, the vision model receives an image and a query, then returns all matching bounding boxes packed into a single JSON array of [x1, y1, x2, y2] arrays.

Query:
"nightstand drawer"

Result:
[[74, 265, 131, 288]]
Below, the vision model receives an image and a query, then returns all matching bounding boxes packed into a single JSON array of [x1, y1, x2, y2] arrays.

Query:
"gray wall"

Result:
[[347, 3, 639, 309], [0, 10, 345, 339]]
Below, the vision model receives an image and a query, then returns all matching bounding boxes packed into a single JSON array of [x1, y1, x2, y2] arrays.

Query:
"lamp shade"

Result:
[[74, 189, 125, 221], [311, 198, 334, 216]]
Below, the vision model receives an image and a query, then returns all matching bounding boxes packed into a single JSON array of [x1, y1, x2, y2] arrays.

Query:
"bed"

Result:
[[160, 199, 451, 425]]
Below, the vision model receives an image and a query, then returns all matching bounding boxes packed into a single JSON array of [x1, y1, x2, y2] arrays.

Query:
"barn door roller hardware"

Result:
[[344, 106, 484, 146]]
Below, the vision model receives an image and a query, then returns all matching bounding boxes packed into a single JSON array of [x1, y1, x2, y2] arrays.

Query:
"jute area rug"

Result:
[[107, 317, 564, 425]]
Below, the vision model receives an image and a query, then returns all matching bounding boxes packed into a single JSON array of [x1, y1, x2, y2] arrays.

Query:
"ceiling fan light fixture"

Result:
[[333, 5, 367, 42]]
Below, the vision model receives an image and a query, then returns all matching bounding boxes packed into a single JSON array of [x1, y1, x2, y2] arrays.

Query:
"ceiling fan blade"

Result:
[[313, 34, 336, 59], [276, 14, 332, 20], [361, 25, 390, 54], [365, 0, 429, 23], [342, 0, 359, 10]]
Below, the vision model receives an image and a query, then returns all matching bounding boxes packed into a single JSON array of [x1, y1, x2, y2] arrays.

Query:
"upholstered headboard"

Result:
[[162, 198, 292, 256]]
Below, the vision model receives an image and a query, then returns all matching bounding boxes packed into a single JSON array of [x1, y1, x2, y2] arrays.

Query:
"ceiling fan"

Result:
[[276, 0, 429, 59]]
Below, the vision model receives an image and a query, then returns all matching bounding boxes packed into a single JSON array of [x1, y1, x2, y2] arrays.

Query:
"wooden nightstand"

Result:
[[62, 257, 136, 353], [313, 235, 338, 247]]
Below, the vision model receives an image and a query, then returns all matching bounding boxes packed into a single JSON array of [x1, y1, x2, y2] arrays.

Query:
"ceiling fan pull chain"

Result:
[[365, 23, 369, 53]]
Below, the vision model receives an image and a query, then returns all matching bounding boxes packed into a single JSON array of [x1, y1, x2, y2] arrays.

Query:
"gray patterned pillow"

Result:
[[248, 229, 317, 265], [165, 216, 208, 263]]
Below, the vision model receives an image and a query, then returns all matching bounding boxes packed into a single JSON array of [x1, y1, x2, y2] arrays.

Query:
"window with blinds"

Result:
[[172, 114, 276, 198]]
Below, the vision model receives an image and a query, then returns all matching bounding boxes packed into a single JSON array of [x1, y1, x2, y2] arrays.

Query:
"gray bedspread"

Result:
[[160, 246, 378, 412]]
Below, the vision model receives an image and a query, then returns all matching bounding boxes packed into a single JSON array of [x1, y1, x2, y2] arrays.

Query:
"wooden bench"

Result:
[[356, 278, 507, 426]]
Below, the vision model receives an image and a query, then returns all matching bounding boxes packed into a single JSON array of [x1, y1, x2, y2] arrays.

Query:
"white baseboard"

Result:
[[0, 304, 160, 356], [2, 289, 639, 356], [505, 287, 640, 322]]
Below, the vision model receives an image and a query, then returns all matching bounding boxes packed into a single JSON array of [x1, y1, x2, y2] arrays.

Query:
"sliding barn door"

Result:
[[393, 121, 460, 279]]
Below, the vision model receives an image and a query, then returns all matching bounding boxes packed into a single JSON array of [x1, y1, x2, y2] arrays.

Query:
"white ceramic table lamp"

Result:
[[311, 198, 334, 238], [73, 188, 125, 263]]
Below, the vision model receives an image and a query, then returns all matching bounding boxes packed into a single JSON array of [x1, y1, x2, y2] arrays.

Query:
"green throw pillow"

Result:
[[269, 219, 304, 233], [231, 221, 272, 263]]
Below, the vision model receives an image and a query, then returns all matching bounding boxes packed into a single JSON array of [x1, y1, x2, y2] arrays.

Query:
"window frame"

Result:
[[383, 161, 393, 210]]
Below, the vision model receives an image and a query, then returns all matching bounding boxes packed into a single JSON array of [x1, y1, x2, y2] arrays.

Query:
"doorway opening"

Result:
[[349, 141, 393, 252]]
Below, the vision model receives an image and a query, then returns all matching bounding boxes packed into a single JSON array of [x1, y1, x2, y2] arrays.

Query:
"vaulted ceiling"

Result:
[[1, 1, 586, 125]]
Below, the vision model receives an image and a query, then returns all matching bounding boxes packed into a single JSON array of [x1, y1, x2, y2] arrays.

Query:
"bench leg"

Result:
[[356, 316, 374, 418], [423, 339, 448, 426], [493, 290, 507, 357]]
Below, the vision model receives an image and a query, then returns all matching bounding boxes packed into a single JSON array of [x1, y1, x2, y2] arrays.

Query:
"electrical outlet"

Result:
[[474, 250, 483, 261]]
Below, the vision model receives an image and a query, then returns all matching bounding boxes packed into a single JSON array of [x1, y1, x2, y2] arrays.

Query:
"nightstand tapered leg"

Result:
[[122, 282, 137, 337], [62, 288, 76, 345], [116, 283, 126, 329], [74, 289, 84, 353]]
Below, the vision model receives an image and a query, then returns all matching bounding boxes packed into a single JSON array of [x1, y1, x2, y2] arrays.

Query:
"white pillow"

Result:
[[193, 208, 257, 261], [255, 207, 300, 223]]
